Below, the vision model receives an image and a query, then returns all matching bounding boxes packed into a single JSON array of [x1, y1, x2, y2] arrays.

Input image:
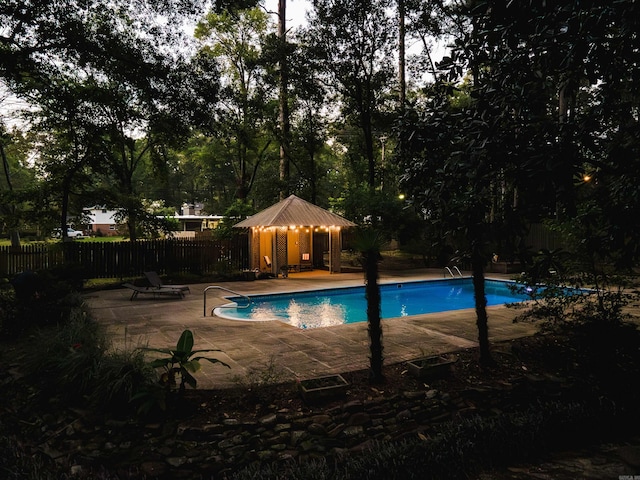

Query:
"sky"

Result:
[[263, 0, 310, 28]]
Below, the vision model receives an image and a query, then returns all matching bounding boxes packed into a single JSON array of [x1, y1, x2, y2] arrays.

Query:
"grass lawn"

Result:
[[0, 236, 128, 246]]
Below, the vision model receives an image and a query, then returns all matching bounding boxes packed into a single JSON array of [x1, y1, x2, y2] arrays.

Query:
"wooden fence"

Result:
[[0, 236, 249, 279]]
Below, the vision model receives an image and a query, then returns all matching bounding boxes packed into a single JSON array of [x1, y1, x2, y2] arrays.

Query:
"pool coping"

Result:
[[213, 276, 529, 325], [85, 268, 540, 389]]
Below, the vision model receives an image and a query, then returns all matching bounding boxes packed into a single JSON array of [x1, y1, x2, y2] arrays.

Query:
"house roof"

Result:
[[233, 195, 357, 228]]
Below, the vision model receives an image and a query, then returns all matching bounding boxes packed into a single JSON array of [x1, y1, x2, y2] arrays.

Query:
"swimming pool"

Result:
[[214, 278, 533, 329]]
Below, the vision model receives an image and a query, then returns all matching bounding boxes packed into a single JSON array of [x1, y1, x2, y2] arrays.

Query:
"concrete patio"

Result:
[[84, 268, 538, 389]]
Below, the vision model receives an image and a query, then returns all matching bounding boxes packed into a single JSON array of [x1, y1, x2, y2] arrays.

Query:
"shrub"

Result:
[[510, 270, 639, 333], [22, 306, 112, 404], [22, 305, 157, 415], [231, 355, 293, 405], [3, 267, 89, 336], [88, 348, 158, 414], [0, 283, 17, 336]]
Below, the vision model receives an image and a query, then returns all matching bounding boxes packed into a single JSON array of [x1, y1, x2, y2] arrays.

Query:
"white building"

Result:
[[172, 203, 223, 238], [83, 204, 223, 238], [84, 206, 121, 236]]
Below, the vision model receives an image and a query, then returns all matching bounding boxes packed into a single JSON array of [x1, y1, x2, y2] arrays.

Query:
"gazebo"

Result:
[[233, 195, 357, 274]]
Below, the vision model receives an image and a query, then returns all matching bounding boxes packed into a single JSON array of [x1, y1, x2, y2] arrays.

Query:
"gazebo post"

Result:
[[251, 228, 260, 270], [329, 228, 332, 273], [329, 227, 342, 273]]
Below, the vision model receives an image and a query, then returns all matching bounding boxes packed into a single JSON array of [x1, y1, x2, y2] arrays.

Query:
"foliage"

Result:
[[304, 0, 396, 189], [510, 269, 639, 334], [1, 267, 89, 337], [0, 282, 17, 336], [398, 0, 640, 366], [173, 133, 238, 212], [1, 0, 220, 242], [280, 29, 334, 205], [333, 186, 421, 245], [1, 0, 638, 265], [143, 329, 230, 392], [510, 195, 640, 331], [215, 199, 256, 238], [231, 355, 293, 405], [21, 305, 110, 404], [4, 282, 158, 417], [195, 6, 276, 201], [232, 355, 290, 389], [0, 127, 40, 246]]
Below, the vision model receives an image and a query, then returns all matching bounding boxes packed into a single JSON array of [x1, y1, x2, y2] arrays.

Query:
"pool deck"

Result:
[[84, 268, 539, 389]]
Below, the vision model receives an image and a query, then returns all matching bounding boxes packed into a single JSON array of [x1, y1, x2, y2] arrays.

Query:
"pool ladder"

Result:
[[444, 266, 463, 278], [204, 285, 252, 317]]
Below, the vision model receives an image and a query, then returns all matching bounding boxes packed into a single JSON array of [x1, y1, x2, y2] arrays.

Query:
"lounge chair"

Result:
[[143, 271, 190, 296], [122, 283, 186, 301]]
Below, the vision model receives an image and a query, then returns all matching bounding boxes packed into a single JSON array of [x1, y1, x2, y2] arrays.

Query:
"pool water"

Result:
[[215, 278, 532, 329]]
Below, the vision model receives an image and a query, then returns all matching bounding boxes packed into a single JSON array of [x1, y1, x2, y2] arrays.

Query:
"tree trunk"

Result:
[[60, 174, 73, 242], [398, 0, 406, 109], [127, 214, 138, 243], [309, 151, 317, 205], [278, 0, 290, 200], [1, 140, 21, 249], [557, 81, 577, 217], [362, 112, 375, 189], [364, 249, 384, 383], [471, 244, 492, 367]]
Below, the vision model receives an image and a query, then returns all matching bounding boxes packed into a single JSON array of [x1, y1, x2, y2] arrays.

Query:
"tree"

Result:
[[277, 0, 291, 200], [399, 91, 502, 366], [271, 26, 332, 205], [28, 80, 111, 241], [305, 0, 396, 190], [0, 1, 209, 99], [400, 0, 640, 366], [174, 133, 238, 213], [0, 125, 38, 246], [1, 0, 224, 241], [195, 7, 275, 202], [458, 0, 640, 271]]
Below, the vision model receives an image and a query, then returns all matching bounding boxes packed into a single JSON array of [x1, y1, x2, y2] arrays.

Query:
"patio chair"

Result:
[[143, 271, 190, 296], [300, 252, 312, 271]]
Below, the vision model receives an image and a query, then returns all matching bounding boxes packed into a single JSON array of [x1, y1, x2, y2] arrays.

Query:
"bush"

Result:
[[2, 268, 86, 336], [0, 283, 17, 336], [510, 271, 640, 333], [88, 348, 158, 414], [23, 306, 110, 402]]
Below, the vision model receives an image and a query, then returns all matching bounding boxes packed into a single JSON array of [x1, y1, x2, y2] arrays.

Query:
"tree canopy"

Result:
[[0, 0, 639, 279]]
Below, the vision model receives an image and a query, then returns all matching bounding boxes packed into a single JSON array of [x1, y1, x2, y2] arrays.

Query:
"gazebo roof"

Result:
[[233, 195, 357, 228]]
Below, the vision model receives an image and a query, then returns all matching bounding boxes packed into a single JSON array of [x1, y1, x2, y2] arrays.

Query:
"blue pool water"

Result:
[[214, 278, 534, 329]]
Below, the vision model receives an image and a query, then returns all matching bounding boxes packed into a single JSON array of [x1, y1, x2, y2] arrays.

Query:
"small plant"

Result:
[[23, 306, 111, 403], [231, 355, 293, 405], [418, 345, 437, 358], [144, 329, 229, 392], [232, 355, 289, 389]]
